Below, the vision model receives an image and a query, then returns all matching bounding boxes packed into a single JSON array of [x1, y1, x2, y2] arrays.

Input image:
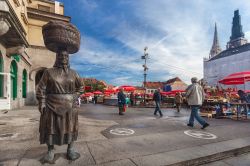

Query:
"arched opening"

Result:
[[22, 69, 27, 98], [0, 52, 3, 97], [35, 69, 46, 86], [10, 60, 18, 100]]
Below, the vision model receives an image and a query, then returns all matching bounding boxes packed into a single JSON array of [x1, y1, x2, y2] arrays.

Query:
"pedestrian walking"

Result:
[[93, 95, 98, 104], [77, 96, 81, 107], [186, 77, 209, 129], [175, 92, 183, 112], [153, 88, 163, 117], [130, 92, 135, 106], [117, 88, 126, 115]]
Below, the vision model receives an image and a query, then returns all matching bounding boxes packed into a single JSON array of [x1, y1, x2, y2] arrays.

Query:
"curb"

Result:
[[131, 137, 250, 166], [171, 145, 250, 166]]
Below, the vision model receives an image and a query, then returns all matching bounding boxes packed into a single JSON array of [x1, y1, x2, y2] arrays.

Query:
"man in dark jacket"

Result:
[[130, 92, 135, 106], [238, 90, 249, 115], [153, 88, 163, 117], [118, 88, 126, 115]]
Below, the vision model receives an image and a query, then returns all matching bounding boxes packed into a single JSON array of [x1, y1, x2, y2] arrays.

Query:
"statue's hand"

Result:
[[39, 102, 46, 114]]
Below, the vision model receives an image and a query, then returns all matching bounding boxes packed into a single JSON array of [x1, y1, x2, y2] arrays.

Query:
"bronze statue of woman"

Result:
[[36, 21, 83, 163]]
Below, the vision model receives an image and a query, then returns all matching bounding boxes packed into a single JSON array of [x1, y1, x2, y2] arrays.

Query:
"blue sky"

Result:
[[59, 0, 250, 86]]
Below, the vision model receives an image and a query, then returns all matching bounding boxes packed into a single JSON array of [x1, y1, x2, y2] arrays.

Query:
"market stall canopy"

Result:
[[104, 92, 111, 96], [81, 92, 94, 97], [104, 89, 117, 93], [118, 85, 136, 91], [219, 71, 250, 85], [161, 90, 185, 96], [93, 91, 103, 95]]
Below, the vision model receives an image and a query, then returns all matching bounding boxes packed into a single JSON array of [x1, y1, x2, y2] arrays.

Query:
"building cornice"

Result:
[[0, 10, 29, 47], [38, 0, 64, 6], [29, 45, 47, 50], [27, 7, 70, 22], [5, 0, 27, 36]]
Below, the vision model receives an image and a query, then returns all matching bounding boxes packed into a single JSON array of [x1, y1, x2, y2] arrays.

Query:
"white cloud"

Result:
[[109, 1, 208, 82], [70, 0, 250, 86]]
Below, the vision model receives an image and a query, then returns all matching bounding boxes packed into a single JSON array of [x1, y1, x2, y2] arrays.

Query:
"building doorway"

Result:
[[22, 69, 27, 98], [0, 73, 11, 110], [10, 60, 18, 100]]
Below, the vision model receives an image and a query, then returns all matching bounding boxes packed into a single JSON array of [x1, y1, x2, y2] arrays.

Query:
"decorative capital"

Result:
[[6, 45, 25, 57], [0, 17, 11, 36]]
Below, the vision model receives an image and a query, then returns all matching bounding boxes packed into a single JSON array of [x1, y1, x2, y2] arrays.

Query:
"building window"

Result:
[[38, 5, 50, 12], [0, 53, 3, 97], [22, 69, 27, 98], [10, 61, 18, 100]]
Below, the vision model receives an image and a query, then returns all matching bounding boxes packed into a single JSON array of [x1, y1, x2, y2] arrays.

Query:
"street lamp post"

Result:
[[141, 46, 149, 105]]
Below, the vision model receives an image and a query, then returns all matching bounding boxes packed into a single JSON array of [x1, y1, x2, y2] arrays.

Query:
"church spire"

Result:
[[209, 23, 221, 59], [230, 10, 244, 40], [227, 10, 247, 49]]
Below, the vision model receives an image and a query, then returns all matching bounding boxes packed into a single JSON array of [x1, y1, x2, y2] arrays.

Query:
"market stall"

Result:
[[80, 92, 94, 103], [160, 90, 186, 107], [201, 71, 250, 119], [103, 85, 140, 106]]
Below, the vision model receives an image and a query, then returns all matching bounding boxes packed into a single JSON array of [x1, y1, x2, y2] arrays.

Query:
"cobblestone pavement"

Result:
[[0, 104, 250, 166]]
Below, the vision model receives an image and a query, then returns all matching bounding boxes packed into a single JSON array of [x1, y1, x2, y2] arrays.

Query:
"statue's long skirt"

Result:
[[39, 95, 78, 145]]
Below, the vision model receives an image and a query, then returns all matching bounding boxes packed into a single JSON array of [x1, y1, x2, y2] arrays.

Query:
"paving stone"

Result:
[[202, 161, 231, 166], [2, 105, 250, 166]]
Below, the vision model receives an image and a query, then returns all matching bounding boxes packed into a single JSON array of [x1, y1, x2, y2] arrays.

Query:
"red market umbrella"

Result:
[[104, 89, 116, 93], [104, 92, 111, 96], [161, 90, 185, 96], [82, 92, 94, 97], [171, 90, 186, 93], [119, 85, 136, 92], [93, 91, 103, 95], [219, 71, 250, 85], [161, 91, 172, 97]]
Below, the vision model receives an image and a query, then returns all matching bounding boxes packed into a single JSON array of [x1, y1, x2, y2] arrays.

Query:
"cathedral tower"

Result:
[[209, 23, 222, 59], [227, 10, 247, 49]]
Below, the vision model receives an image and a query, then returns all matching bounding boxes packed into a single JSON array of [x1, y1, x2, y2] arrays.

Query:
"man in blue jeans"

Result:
[[153, 88, 163, 117], [186, 77, 209, 129]]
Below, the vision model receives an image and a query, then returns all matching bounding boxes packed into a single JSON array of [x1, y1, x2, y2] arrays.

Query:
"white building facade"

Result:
[[204, 44, 250, 89], [204, 10, 250, 89]]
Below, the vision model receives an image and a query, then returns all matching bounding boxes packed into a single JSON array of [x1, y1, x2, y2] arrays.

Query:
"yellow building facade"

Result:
[[0, 0, 70, 109]]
